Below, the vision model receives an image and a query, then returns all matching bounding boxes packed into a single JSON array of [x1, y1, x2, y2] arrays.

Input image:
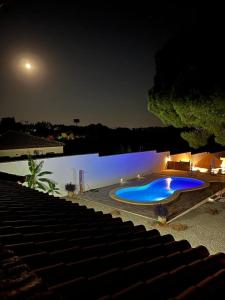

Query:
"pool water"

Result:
[[114, 176, 205, 203]]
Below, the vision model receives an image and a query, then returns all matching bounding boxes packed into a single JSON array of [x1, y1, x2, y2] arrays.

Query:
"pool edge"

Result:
[[109, 176, 209, 206]]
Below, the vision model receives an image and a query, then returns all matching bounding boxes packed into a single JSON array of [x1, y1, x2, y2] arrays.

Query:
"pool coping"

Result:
[[109, 176, 209, 206]]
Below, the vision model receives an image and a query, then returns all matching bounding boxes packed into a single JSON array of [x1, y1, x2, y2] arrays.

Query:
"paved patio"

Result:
[[67, 171, 225, 254], [75, 171, 225, 220]]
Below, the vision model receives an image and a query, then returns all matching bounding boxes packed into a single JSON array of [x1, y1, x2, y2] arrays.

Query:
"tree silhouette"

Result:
[[148, 5, 225, 148], [73, 118, 80, 127]]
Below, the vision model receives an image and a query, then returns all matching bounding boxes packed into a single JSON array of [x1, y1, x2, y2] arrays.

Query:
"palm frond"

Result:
[[28, 155, 36, 171], [36, 181, 47, 191], [38, 171, 52, 177], [35, 161, 44, 174], [39, 178, 54, 184]]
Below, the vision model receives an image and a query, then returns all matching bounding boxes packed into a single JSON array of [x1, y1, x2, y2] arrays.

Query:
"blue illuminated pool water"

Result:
[[114, 177, 205, 203]]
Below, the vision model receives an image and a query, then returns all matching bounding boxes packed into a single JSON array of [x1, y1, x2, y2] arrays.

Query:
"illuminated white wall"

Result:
[[0, 151, 169, 195], [191, 152, 209, 165], [170, 152, 191, 162], [170, 152, 211, 166]]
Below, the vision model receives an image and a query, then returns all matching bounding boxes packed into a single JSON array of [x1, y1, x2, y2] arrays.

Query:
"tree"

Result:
[[34, 121, 53, 137], [0, 117, 16, 133], [148, 96, 225, 148], [148, 6, 225, 149]]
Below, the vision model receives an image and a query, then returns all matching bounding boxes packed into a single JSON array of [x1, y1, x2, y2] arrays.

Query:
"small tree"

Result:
[[25, 155, 60, 195]]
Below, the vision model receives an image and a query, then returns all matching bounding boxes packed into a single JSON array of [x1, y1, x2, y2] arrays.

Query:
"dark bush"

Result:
[[65, 182, 76, 192]]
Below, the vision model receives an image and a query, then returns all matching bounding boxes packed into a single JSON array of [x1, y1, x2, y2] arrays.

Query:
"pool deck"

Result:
[[79, 172, 163, 220], [75, 170, 225, 221], [67, 170, 225, 254]]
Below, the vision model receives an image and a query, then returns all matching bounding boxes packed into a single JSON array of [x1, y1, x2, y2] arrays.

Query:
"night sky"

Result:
[[0, 1, 194, 128]]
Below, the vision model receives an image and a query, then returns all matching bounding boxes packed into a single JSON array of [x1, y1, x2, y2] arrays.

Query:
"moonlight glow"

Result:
[[12, 55, 46, 81], [16, 57, 37, 74], [25, 62, 32, 70]]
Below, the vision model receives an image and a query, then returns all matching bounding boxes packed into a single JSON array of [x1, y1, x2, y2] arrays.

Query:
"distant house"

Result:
[[0, 131, 64, 157], [60, 132, 75, 140], [59, 131, 85, 140]]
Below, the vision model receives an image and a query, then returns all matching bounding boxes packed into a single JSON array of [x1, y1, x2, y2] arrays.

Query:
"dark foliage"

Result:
[[148, 4, 225, 148]]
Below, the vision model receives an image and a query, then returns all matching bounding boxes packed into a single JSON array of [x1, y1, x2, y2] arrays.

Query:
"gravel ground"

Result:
[[67, 195, 225, 255]]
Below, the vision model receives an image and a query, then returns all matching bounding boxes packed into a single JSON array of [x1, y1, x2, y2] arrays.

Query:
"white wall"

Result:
[[0, 150, 168, 195]]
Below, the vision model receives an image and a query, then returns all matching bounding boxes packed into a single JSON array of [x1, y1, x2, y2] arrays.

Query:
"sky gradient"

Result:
[[0, 1, 192, 127]]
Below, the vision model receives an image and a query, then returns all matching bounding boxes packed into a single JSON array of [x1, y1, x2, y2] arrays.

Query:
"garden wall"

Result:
[[0, 151, 169, 195]]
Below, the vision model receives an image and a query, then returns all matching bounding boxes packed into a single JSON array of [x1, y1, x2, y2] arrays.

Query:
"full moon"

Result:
[[12, 54, 46, 81], [25, 63, 32, 69]]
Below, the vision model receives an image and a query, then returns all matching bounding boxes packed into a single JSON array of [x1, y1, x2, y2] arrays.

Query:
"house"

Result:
[[0, 131, 64, 157]]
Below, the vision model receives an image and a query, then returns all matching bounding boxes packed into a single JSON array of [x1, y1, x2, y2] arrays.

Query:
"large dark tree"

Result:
[[148, 4, 225, 148]]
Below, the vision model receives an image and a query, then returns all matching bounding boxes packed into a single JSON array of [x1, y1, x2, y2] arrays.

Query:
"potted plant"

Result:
[[154, 204, 168, 224], [65, 182, 76, 198]]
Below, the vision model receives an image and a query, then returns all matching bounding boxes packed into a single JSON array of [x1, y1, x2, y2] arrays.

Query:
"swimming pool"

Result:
[[111, 176, 205, 204]]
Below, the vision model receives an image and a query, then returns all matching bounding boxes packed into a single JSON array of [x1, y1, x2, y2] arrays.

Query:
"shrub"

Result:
[[65, 183, 76, 192]]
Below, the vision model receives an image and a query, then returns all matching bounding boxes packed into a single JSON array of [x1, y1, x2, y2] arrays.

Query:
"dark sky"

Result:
[[0, 1, 194, 128]]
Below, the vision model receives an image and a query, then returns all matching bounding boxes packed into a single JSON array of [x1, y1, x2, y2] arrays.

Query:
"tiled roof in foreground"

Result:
[[0, 179, 225, 299], [0, 131, 64, 150]]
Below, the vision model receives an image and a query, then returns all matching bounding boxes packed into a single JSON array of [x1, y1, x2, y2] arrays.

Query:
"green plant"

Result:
[[25, 155, 59, 195], [47, 181, 60, 195], [65, 182, 76, 192]]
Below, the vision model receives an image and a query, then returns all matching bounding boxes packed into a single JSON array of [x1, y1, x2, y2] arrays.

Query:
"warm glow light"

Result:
[[220, 158, 225, 169], [25, 63, 32, 69], [191, 166, 208, 173], [11, 53, 46, 82], [14, 56, 43, 78], [219, 157, 225, 174], [165, 155, 171, 163]]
